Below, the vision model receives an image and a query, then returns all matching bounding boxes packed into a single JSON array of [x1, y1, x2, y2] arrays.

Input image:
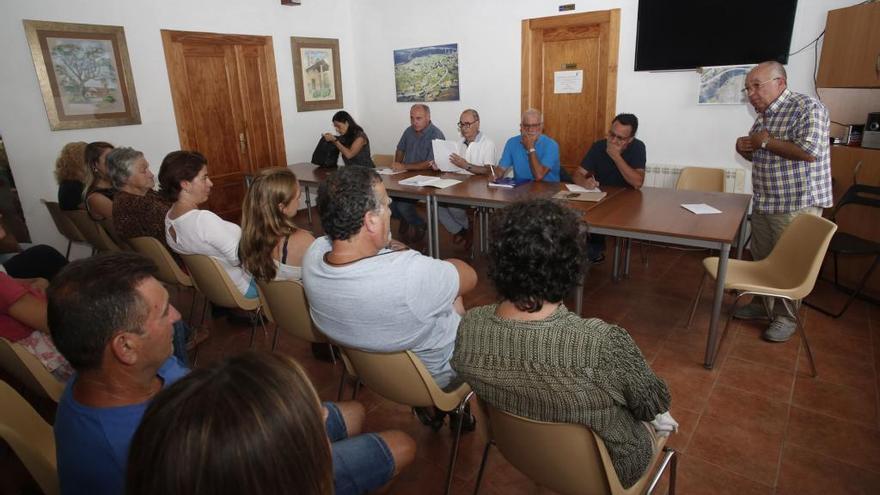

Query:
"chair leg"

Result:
[[710, 293, 745, 364], [686, 272, 707, 329], [473, 442, 492, 495], [271, 322, 281, 351], [806, 255, 880, 318], [337, 369, 347, 402], [787, 300, 817, 377], [351, 380, 360, 400], [445, 392, 475, 495], [65, 240, 72, 260], [646, 447, 677, 495]]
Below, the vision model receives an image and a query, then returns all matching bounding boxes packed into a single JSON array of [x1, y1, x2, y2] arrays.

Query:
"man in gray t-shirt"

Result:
[[302, 166, 476, 388]]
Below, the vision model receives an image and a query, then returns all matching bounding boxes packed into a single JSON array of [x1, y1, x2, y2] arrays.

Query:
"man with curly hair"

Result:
[[302, 166, 477, 390]]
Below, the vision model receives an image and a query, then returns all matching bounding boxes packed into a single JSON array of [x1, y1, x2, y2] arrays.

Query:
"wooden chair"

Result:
[[337, 347, 472, 495], [687, 214, 837, 376], [180, 253, 265, 348], [474, 402, 677, 495], [0, 337, 64, 403], [372, 154, 394, 167], [675, 167, 725, 193], [0, 380, 59, 495], [62, 210, 120, 253], [41, 200, 85, 259]]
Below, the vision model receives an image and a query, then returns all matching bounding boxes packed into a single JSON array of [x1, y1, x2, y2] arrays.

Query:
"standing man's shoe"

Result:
[[762, 317, 796, 342], [733, 301, 772, 320]]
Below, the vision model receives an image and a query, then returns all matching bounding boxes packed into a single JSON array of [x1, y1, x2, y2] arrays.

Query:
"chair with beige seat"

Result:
[[0, 380, 59, 495], [256, 279, 334, 356], [62, 209, 120, 253], [372, 154, 394, 167], [180, 253, 265, 348], [41, 200, 86, 259], [472, 402, 677, 495], [336, 346, 473, 495], [675, 167, 725, 193], [687, 214, 838, 376], [0, 337, 64, 403]]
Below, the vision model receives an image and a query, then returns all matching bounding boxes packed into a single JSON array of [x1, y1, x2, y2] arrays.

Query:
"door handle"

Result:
[[239, 132, 247, 154]]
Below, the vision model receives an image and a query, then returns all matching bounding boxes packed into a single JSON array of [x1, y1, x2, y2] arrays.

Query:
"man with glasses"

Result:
[[734, 61, 832, 343], [442, 108, 497, 249], [497, 108, 561, 182], [574, 113, 646, 263]]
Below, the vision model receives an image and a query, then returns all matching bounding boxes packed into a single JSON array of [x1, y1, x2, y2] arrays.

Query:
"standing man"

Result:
[[443, 108, 498, 249], [734, 61, 832, 342], [574, 113, 647, 262], [390, 104, 445, 242], [497, 108, 561, 182]]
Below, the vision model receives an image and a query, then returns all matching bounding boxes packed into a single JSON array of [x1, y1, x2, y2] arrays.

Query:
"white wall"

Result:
[[0, 0, 358, 251]]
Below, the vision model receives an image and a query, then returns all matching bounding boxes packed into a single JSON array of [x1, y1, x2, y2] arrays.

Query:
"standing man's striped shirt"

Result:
[[748, 88, 832, 214]]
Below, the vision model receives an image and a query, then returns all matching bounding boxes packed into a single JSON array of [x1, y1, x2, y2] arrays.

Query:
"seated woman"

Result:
[[82, 141, 115, 221], [450, 199, 672, 489], [240, 168, 315, 282], [54, 141, 88, 211], [322, 111, 375, 167], [108, 147, 173, 249], [127, 351, 415, 495], [160, 151, 255, 298]]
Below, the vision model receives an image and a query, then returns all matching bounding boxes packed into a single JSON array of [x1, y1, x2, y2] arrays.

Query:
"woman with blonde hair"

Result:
[[82, 141, 115, 220], [54, 141, 88, 210], [240, 168, 315, 281]]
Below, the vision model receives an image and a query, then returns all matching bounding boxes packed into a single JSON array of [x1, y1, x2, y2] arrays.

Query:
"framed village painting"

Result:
[[23, 20, 141, 130], [291, 36, 343, 112]]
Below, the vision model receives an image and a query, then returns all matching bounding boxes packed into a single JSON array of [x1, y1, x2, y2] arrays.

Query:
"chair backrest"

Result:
[[372, 154, 394, 167], [41, 200, 85, 243], [0, 381, 59, 495], [487, 404, 634, 495], [256, 279, 326, 344], [62, 210, 120, 252], [98, 218, 132, 251], [128, 236, 192, 287], [675, 167, 725, 192], [832, 183, 880, 219], [0, 337, 64, 403], [180, 253, 259, 311], [764, 213, 838, 300], [338, 347, 459, 410]]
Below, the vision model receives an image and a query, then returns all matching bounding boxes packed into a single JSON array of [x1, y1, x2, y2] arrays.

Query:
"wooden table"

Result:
[[581, 187, 752, 369]]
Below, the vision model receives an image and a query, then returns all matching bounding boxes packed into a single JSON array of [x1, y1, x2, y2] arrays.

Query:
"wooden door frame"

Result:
[[521, 10, 620, 143]]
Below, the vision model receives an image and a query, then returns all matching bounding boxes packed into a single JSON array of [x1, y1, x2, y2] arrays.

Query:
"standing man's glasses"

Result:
[[742, 77, 780, 94]]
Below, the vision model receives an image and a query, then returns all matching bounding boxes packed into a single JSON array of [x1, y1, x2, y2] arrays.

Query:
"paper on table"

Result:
[[398, 175, 461, 189], [565, 183, 601, 193], [431, 139, 472, 174], [681, 203, 722, 215], [376, 168, 405, 175]]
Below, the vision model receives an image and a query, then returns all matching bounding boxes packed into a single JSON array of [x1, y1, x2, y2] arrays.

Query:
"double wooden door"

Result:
[[162, 30, 286, 222]]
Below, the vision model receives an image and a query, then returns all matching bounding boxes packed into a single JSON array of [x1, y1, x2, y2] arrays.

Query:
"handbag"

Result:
[[311, 136, 340, 167]]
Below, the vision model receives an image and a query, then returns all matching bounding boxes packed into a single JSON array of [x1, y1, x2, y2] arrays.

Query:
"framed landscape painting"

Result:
[[23, 20, 141, 130], [291, 36, 343, 112], [394, 43, 459, 102]]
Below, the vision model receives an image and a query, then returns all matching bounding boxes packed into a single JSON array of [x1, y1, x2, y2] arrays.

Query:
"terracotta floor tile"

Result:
[[718, 357, 796, 402], [665, 407, 700, 453], [728, 322, 801, 371], [666, 455, 772, 495], [776, 443, 880, 495], [703, 385, 790, 437], [792, 375, 878, 426], [797, 347, 876, 390], [786, 406, 880, 474]]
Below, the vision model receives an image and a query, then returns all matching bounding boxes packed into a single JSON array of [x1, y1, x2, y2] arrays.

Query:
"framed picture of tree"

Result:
[[23, 20, 141, 130], [291, 36, 343, 112]]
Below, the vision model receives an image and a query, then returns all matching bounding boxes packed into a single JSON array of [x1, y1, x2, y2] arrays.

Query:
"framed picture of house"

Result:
[[23, 20, 141, 131], [291, 36, 343, 112]]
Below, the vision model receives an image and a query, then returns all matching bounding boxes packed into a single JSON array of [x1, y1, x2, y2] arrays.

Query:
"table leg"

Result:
[[736, 212, 747, 259], [612, 237, 621, 282], [575, 278, 583, 316], [305, 187, 313, 225], [425, 196, 436, 258], [624, 238, 632, 278], [433, 196, 440, 258], [704, 242, 731, 369]]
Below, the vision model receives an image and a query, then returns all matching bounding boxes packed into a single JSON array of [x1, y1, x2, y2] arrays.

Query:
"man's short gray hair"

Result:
[[106, 147, 144, 189], [462, 108, 480, 121], [522, 108, 543, 123], [411, 103, 431, 116]]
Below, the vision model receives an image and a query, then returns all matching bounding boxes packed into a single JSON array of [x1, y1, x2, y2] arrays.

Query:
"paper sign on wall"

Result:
[[554, 70, 583, 94]]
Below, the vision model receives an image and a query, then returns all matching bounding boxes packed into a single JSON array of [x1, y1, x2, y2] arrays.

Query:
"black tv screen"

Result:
[[635, 0, 799, 71]]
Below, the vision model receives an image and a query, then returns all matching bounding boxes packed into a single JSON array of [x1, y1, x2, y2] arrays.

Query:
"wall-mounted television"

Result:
[[634, 0, 799, 71]]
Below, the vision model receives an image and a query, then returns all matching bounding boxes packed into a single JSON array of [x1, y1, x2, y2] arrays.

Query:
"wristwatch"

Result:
[[528, 148, 536, 154], [760, 137, 770, 149], [466, 164, 473, 172]]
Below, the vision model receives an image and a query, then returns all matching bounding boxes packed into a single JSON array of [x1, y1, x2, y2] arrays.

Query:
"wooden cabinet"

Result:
[[817, 2, 880, 88]]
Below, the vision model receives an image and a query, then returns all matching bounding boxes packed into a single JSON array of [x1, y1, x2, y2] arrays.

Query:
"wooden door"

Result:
[[817, 2, 880, 88], [522, 11, 619, 174], [161, 30, 286, 222]]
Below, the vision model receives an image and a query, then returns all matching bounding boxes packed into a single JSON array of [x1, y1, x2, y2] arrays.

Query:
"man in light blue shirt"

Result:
[[498, 108, 561, 182]]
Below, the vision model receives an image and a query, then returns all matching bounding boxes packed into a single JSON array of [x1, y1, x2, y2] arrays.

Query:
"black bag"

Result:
[[311, 136, 340, 167]]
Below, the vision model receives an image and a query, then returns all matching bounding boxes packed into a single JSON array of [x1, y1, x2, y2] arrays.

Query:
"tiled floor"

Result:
[[190, 216, 880, 495]]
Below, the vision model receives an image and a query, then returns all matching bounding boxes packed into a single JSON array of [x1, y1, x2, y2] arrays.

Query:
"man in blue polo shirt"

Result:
[[498, 108, 561, 182]]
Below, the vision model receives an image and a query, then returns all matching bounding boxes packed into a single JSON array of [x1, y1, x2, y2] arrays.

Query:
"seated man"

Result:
[[497, 108, 561, 182], [303, 166, 477, 391], [389, 104, 445, 242], [573, 113, 646, 263], [49, 252, 188, 495]]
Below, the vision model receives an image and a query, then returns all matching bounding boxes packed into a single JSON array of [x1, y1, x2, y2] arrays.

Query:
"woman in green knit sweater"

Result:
[[450, 199, 671, 488]]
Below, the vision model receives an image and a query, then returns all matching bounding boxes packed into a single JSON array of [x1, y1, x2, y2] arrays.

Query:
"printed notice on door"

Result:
[[554, 70, 583, 94]]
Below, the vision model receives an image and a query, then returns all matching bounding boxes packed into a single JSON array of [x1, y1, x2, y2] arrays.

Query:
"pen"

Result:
[[488, 164, 495, 178]]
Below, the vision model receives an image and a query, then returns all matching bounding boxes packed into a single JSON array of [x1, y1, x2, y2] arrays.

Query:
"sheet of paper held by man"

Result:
[[431, 139, 473, 174]]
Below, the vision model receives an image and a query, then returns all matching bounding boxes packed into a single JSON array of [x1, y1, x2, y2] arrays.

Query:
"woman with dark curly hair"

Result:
[[450, 199, 672, 489], [54, 141, 88, 210], [321, 111, 374, 167]]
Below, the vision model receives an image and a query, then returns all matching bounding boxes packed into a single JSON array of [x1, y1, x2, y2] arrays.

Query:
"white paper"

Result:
[[398, 175, 461, 189], [431, 139, 471, 174], [554, 70, 583, 94], [375, 168, 406, 175], [565, 183, 601, 193], [681, 203, 722, 215]]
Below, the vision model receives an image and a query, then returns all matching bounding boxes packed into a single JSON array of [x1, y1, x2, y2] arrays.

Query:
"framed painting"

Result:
[[291, 36, 343, 112], [23, 20, 141, 131], [394, 43, 459, 102]]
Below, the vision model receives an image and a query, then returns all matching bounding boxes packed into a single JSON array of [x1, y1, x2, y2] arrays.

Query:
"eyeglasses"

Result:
[[607, 130, 632, 141], [741, 77, 780, 94], [457, 120, 478, 129], [521, 122, 542, 129]]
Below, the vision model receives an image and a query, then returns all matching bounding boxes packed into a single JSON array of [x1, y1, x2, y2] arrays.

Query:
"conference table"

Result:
[[288, 162, 751, 369]]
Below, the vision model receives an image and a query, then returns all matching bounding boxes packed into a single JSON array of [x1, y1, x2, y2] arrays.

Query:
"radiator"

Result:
[[644, 165, 747, 193]]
